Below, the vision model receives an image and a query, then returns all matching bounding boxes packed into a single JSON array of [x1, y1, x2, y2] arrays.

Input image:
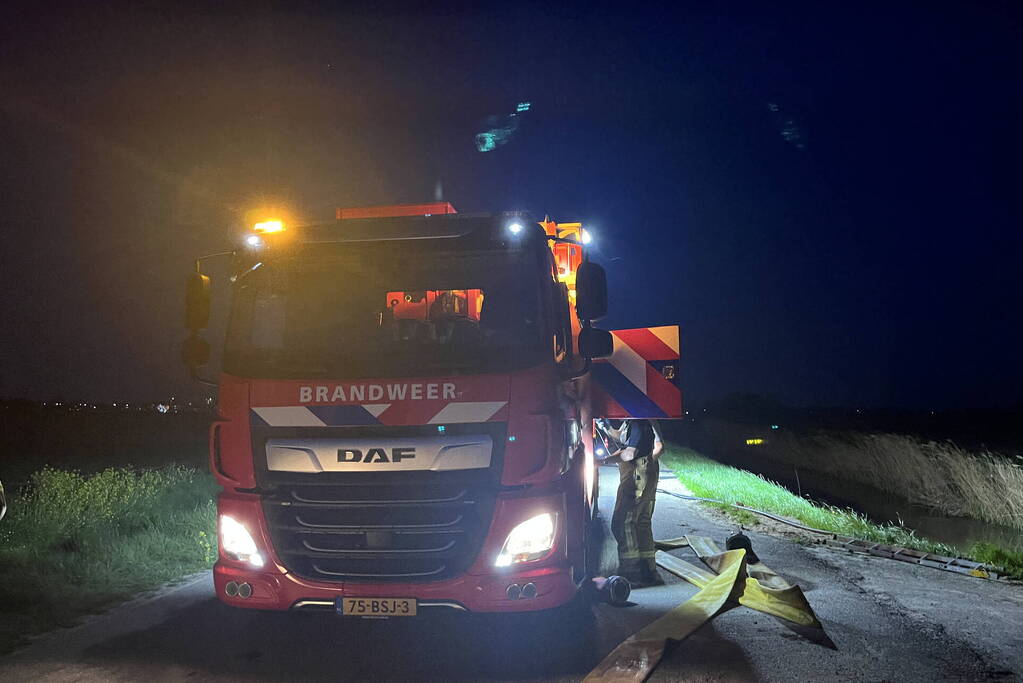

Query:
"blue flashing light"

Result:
[[508, 435, 516, 442], [437, 425, 446, 433]]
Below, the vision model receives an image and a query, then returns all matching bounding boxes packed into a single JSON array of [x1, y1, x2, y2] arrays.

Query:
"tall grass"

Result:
[[699, 420, 1023, 530], [0, 466, 217, 653], [662, 446, 1023, 579], [661, 446, 960, 555]]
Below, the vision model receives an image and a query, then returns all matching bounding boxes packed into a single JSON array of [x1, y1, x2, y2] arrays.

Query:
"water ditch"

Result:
[[698, 447, 1023, 553]]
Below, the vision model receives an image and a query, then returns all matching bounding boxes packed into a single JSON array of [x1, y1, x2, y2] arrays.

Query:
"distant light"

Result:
[[253, 219, 285, 234], [746, 438, 764, 446], [508, 222, 523, 235], [508, 435, 517, 442], [596, 448, 605, 456], [245, 234, 263, 248], [581, 229, 592, 245], [770, 424, 779, 430]]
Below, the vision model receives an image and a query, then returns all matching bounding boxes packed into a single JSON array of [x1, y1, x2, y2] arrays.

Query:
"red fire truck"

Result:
[[183, 203, 681, 615]]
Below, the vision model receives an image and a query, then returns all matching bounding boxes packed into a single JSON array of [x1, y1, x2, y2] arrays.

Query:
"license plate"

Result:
[[337, 597, 417, 617]]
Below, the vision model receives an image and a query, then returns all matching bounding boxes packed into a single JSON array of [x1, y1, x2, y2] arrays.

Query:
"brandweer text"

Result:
[[299, 383, 457, 403]]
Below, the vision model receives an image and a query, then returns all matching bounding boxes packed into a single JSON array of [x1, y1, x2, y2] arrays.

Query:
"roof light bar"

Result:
[[336, 203, 457, 220], [253, 220, 285, 234]]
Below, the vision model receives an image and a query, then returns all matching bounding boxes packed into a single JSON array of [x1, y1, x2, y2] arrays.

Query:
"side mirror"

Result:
[[578, 327, 613, 359], [181, 334, 211, 369], [575, 262, 607, 321], [185, 272, 211, 331]]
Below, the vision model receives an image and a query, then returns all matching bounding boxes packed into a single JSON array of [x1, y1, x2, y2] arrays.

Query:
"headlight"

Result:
[[495, 513, 556, 567], [220, 515, 265, 568]]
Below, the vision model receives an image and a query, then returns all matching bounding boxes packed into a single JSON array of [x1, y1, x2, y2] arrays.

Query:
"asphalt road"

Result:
[[2, 466, 1021, 682]]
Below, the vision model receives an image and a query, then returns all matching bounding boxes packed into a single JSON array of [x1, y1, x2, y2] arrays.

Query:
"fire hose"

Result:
[[584, 535, 831, 683]]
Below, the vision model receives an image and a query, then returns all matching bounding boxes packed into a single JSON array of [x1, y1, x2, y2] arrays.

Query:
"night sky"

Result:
[[1, 2, 1021, 409]]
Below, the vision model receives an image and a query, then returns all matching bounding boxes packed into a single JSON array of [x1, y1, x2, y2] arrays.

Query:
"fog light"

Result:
[[220, 515, 265, 568], [495, 513, 556, 567]]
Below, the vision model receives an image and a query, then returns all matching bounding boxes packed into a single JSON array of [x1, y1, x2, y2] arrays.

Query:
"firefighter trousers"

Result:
[[611, 455, 659, 577]]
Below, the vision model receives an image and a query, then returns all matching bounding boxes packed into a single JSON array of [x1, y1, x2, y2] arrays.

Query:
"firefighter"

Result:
[[596, 418, 664, 586]]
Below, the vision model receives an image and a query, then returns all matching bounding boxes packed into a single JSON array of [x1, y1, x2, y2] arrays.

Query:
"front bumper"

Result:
[[214, 487, 580, 613], [214, 560, 577, 613]]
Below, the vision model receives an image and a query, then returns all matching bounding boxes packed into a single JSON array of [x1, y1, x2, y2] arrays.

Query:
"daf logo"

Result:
[[337, 447, 416, 464]]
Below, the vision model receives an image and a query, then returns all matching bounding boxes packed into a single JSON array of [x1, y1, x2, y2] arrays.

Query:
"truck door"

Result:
[[590, 325, 682, 419]]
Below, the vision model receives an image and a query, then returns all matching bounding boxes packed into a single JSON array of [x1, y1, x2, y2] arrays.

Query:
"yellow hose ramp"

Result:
[[584, 536, 829, 683]]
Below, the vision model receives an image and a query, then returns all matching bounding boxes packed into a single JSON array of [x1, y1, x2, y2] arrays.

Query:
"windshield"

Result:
[[223, 245, 547, 378]]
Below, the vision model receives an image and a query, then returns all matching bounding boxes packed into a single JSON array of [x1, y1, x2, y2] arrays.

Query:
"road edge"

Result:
[[3, 571, 213, 662]]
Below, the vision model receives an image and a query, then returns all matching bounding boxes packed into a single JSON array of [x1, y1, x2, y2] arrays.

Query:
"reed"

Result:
[[700, 419, 1023, 530]]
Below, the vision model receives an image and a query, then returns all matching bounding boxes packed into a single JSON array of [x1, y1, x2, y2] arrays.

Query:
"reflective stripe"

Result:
[[591, 325, 683, 419], [252, 406, 327, 427], [427, 401, 507, 424]]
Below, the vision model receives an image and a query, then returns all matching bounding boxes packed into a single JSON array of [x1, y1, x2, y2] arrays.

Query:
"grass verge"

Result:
[[661, 446, 1023, 580], [698, 419, 1023, 530], [0, 466, 217, 654]]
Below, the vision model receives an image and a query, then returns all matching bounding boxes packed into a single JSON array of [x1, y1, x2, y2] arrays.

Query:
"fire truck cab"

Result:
[[183, 203, 679, 615]]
